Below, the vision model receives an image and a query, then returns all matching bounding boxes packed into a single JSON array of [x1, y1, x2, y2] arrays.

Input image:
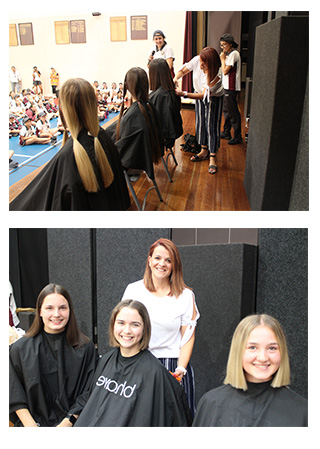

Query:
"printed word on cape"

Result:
[[96, 375, 136, 398]]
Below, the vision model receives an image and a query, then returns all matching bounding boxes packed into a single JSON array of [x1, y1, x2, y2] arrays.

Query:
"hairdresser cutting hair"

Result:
[[147, 29, 175, 77]]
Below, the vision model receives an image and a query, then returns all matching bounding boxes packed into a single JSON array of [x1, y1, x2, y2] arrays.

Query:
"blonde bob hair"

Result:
[[109, 300, 151, 352], [224, 314, 290, 390], [59, 78, 114, 192]]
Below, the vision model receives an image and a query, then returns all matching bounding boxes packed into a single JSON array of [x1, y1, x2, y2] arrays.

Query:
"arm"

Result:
[[166, 57, 173, 69], [56, 414, 79, 427], [15, 408, 38, 427], [173, 65, 191, 85], [220, 52, 232, 75], [175, 87, 206, 101], [175, 300, 198, 377]]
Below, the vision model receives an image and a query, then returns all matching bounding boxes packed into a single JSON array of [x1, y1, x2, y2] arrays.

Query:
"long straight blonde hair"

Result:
[[59, 78, 114, 192]]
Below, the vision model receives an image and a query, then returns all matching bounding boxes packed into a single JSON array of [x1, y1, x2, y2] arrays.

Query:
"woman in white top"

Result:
[[148, 30, 175, 77], [174, 47, 224, 174], [122, 238, 199, 417]]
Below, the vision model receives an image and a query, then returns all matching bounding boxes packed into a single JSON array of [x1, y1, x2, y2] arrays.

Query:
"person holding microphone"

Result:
[[147, 30, 175, 77]]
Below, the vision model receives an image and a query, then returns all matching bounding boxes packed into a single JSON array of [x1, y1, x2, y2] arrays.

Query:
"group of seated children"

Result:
[[93, 81, 126, 119], [9, 88, 62, 147]]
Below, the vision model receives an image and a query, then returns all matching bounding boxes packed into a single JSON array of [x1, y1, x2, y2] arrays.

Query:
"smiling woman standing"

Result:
[[9, 284, 96, 427], [147, 30, 175, 77], [122, 238, 200, 417], [193, 314, 308, 427]]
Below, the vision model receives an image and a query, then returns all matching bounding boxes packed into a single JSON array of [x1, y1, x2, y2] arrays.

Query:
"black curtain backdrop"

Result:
[[9, 229, 49, 308]]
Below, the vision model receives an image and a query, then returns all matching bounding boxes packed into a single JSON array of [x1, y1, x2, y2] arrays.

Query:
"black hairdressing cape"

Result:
[[9, 330, 97, 427], [9, 127, 130, 211], [193, 381, 308, 427], [72, 347, 192, 427], [149, 86, 183, 147], [106, 101, 163, 179]]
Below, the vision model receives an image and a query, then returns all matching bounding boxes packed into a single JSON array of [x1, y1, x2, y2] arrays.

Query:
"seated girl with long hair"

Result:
[[10, 78, 130, 211], [106, 67, 162, 179], [9, 284, 97, 427], [149, 58, 183, 149]]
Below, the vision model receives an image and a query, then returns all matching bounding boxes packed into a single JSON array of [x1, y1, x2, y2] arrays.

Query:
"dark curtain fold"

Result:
[[9, 229, 49, 308], [182, 11, 196, 91]]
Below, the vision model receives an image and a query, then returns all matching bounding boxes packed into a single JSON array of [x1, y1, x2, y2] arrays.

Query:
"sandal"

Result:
[[208, 155, 217, 174], [190, 148, 209, 162], [208, 164, 218, 174]]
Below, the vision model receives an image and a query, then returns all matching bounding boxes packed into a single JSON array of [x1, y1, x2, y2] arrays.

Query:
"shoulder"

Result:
[[198, 384, 235, 407], [126, 279, 144, 288], [10, 334, 40, 357], [179, 287, 195, 301], [186, 55, 200, 70], [275, 386, 308, 406]]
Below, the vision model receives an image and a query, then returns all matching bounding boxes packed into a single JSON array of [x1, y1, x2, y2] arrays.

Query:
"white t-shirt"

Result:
[[122, 279, 200, 358], [185, 55, 224, 98], [222, 49, 241, 91], [20, 125, 35, 137], [150, 43, 174, 61]]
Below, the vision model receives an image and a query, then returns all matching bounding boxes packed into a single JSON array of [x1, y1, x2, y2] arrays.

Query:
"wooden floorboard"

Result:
[[9, 95, 250, 211]]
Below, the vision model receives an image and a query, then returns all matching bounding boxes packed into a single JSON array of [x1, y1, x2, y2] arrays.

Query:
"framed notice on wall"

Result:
[[70, 20, 86, 43], [55, 21, 70, 44], [18, 22, 34, 45], [9, 24, 18, 46], [110, 17, 127, 42], [131, 15, 148, 40]]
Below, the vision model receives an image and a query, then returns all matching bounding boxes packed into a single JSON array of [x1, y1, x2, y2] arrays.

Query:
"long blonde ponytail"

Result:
[[59, 78, 114, 192]]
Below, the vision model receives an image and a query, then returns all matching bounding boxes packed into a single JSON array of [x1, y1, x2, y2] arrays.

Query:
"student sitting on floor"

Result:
[[36, 111, 59, 143], [45, 98, 59, 118], [9, 114, 22, 137], [19, 117, 53, 146], [9, 95, 25, 119]]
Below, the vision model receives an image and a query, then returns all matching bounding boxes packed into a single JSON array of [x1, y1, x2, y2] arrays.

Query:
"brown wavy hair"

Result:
[[143, 238, 190, 297]]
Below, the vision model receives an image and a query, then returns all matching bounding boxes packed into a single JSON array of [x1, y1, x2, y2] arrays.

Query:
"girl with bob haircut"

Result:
[[9, 284, 96, 427], [10, 78, 130, 211], [174, 47, 224, 175], [107, 67, 162, 178], [149, 59, 183, 150], [193, 314, 308, 427], [108, 299, 151, 352], [122, 238, 200, 418], [72, 300, 192, 427]]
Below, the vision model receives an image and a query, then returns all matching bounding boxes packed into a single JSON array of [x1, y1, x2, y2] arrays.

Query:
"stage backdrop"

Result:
[[39, 228, 307, 403]]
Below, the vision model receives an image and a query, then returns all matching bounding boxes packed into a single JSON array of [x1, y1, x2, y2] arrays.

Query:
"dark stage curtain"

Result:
[[182, 11, 197, 92], [9, 229, 49, 308]]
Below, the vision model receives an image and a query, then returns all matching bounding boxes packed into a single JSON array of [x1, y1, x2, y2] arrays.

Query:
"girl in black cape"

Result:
[[149, 58, 183, 150], [72, 300, 192, 427], [106, 67, 163, 180], [9, 78, 130, 211], [193, 314, 308, 427], [9, 284, 97, 427]]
